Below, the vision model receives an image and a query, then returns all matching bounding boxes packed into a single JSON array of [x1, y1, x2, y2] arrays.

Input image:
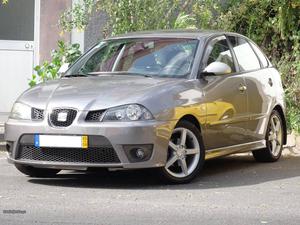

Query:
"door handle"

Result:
[[238, 84, 247, 92], [268, 78, 273, 87]]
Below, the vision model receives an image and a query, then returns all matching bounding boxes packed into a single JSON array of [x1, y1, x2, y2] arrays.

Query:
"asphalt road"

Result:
[[0, 148, 300, 225]]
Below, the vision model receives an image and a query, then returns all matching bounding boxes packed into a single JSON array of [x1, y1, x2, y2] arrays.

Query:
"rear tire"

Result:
[[15, 164, 60, 177], [252, 110, 283, 162], [159, 120, 205, 184]]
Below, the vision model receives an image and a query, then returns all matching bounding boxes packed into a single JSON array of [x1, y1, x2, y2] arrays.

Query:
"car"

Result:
[[5, 30, 287, 184]]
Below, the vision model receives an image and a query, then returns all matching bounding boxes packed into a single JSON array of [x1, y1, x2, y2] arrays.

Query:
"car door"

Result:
[[227, 35, 276, 142], [200, 35, 249, 150]]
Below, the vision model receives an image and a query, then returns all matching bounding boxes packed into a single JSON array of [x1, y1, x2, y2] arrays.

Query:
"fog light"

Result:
[[123, 144, 153, 162], [135, 148, 145, 159]]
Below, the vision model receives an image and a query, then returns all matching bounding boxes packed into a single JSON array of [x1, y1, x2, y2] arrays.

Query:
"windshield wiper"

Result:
[[87, 71, 153, 78], [64, 74, 88, 78]]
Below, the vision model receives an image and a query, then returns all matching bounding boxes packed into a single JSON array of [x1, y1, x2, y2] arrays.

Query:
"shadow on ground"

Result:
[[27, 153, 300, 190]]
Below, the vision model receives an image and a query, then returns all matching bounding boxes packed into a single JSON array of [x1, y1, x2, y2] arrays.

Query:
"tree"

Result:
[[59, 0, 195, 36], [50, 0, 300, 132]]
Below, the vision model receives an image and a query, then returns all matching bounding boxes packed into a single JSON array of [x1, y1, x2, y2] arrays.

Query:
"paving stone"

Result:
[[286, 133, 296, 147]]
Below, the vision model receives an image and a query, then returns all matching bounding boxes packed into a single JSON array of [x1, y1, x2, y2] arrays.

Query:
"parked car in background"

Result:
[[5, 30, 287, 183]]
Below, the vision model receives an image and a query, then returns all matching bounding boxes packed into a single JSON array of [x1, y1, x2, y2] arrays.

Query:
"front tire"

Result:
[[252, 110, 284, 162], [15, 164, 60, 177], [159, 120, 205, 184]]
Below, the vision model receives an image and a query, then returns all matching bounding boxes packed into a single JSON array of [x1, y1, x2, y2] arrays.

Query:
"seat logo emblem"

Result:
[[57, 112, 68, 122]]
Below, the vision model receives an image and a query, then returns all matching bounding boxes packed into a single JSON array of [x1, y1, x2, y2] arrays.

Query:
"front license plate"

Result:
[[34, 135, 88, 149]]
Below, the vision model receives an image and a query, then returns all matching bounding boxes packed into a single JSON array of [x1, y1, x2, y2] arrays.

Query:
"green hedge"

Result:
[[208, 0, 300, 133]]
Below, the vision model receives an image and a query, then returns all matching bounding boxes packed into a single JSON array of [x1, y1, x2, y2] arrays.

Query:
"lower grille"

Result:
[[17, 145, 120, 164]]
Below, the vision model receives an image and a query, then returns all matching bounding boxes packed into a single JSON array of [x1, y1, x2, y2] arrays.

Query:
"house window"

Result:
[[0, 0, 34, 41]]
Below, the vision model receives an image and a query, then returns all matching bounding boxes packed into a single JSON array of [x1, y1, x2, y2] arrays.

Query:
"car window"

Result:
[[204, 38, 236, 74], [249, 42, 269, 68], [228, 36, 261, 71], [65, 38, 199, 78]]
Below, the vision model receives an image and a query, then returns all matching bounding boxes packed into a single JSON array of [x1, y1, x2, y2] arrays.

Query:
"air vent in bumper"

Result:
[[31, 108, 44, 120], [85, 110, 105, 122]]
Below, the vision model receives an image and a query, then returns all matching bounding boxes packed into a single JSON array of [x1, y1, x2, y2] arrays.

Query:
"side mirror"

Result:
[[202, 62, 232, 76]]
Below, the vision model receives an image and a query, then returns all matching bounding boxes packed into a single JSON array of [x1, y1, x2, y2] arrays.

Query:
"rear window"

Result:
[[228, 36, 261, 72]]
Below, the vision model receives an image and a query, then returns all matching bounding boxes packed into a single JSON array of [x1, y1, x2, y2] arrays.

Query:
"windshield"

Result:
[[65, 38, 199, 78]]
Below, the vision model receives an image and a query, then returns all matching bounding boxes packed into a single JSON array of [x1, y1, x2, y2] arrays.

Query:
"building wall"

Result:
[[39, 0, 71, 62], [40, 0, 107, 58]]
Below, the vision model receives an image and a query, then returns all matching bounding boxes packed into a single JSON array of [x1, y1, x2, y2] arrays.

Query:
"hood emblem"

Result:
[[57, 112, 68, 122]]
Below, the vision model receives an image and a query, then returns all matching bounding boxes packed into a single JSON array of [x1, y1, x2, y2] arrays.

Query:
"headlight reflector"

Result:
[[9, 102, 31, 120], [102, 104, 153, 121], [126, 104, 143, 121]]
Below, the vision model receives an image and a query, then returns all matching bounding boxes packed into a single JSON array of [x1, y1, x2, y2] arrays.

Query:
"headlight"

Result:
[[102, 104, 153, 121], [9, 102, 31, 120]]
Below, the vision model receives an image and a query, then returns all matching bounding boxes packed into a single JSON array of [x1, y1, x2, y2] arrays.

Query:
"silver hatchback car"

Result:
[[5, 31, 287, 183]]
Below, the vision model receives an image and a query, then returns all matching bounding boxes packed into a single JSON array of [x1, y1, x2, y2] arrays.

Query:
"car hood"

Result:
[[19, 75, 183, 111]]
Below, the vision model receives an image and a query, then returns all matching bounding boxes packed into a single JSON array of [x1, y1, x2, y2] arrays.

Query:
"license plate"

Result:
[[34, 135, 88, 149]]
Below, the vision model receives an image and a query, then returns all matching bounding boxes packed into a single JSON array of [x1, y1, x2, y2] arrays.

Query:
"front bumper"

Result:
[[5, 119, 175, 170]]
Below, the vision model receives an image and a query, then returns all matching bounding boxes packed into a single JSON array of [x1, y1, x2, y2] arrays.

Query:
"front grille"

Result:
[[85, 110, 105, 122], [31, 108, 44, 120], [17, 145, 120, 163], [49, 108, 77, 127]]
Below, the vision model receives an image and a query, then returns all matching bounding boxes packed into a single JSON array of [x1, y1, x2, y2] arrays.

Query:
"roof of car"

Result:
[[106, 29, 230, 40]]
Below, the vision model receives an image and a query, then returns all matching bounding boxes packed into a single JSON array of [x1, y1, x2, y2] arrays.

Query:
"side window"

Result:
[[249, 42, 269, 68], [204, 37, 236, 74], [228, 36, 261, 71]]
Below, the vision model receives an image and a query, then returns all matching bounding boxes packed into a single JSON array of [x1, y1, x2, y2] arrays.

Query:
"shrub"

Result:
[[206, 0, 300, 133], [29, 40, 81, 87]]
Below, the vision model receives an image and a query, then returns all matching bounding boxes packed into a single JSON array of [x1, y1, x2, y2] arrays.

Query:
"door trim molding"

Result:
[[205, 140, 266, 160]]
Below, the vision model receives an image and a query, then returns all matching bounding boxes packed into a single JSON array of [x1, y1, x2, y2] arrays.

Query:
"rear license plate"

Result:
[[34, 135, 88, 149]]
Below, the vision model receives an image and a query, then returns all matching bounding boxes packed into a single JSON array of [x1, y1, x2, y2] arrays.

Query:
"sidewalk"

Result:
[[285, 132, 300, 156]]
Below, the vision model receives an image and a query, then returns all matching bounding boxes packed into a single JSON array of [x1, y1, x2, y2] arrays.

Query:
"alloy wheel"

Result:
[[267, 114, 283, 157], [165, 127, 201, 178]]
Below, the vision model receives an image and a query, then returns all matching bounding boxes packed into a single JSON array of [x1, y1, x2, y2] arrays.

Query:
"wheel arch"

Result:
[[177, 114, 202, 133], [273, 104, 287, 145]]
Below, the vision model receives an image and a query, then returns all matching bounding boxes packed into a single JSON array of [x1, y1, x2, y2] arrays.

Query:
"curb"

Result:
[[0, 124, 4, 144], [0, 123, 5, 150]]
